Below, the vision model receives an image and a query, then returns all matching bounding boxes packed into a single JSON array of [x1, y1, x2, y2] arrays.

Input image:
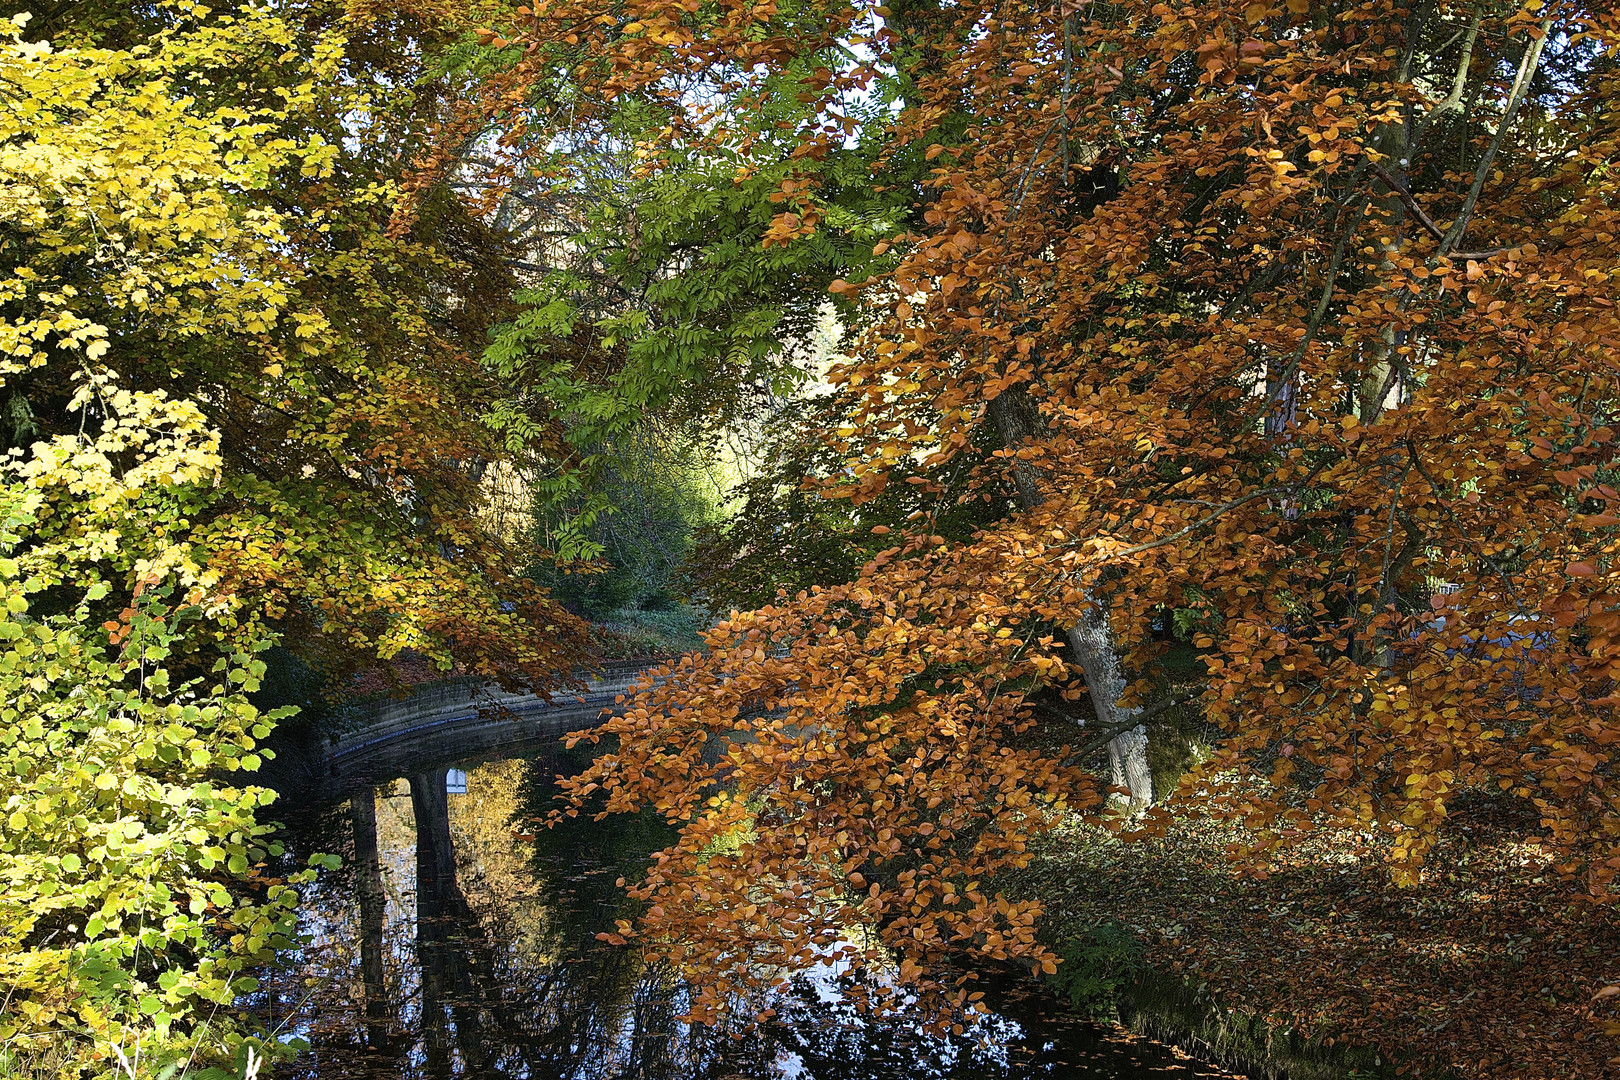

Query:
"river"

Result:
[[253, 735, 1233, 1079]]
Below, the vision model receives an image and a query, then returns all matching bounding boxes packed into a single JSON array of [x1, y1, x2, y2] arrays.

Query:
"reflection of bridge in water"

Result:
[[261, 659, 664, 805], [265, 738, 1226, 1079], [254, 654, 1238, 1080]]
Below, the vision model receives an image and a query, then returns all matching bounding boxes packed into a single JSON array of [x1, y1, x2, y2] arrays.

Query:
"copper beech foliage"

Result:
[[566, 590, 1095, 1019], [437, 0, 1620, 1016]]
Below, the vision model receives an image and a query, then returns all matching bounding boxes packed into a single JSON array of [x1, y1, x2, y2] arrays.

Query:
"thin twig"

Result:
[[1407, 446, 1529, 619], [1375, 452, 1415, 605], [1056, 696, 1191, 761], [1060, 14, 1075, 185], [1368, 161, 1448, 244], [1251, 197, 1370, 426], [1009, 115, 1065, 224], [1217, 254, 1296, 321], [1080, 458, 1331, 562], [1367, 162, 1537, 263]]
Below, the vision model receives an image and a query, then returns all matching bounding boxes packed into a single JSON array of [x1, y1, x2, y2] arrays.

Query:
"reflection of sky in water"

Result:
[[248, 749, 1232, 1080]]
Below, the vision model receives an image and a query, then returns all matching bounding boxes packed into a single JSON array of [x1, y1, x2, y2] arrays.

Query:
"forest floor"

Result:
[[1020, 796, 1620, 1079]]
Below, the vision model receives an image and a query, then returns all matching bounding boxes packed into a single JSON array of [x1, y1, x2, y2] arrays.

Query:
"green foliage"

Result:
[[595, 605, 712, 658], [1169, 587, 1218, 642], [529, 424, 724, 618], [1048, 921, 1143, 1020], [480, 82, 905, 562], [0, 14, 330, 1067], [0, 0, 587, 687], [679, 396, 1016, 612], [1170, 607, 1206, 641], [0, 506, 314, 1073]]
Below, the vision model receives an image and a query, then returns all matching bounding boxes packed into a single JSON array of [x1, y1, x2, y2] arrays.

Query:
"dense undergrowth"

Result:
[[592, 605, 713, 660]]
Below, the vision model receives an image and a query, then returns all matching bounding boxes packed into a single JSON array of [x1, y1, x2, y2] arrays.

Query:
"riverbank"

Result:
[[1019, 803, 1620, 1079]]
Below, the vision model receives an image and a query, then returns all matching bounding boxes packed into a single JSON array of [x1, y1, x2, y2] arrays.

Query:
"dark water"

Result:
[[254, 740, 1234, 1079]]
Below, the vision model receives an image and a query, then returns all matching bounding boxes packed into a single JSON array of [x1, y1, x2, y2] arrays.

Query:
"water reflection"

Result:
[[257, 745, 1231, 1079]]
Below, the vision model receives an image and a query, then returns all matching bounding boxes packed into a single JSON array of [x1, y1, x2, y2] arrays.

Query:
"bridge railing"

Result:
[[326, 658, 671, 760]]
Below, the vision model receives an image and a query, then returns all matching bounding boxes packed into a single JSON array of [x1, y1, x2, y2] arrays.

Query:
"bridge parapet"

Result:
[[263, 658, 668, 805]]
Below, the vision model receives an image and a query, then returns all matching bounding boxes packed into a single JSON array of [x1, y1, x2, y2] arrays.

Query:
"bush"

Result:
[[595, 604, 713, 658], [1048, 921, 1143, 1020], [530, 426, 724, 619], [0, 570, 314, 1075]]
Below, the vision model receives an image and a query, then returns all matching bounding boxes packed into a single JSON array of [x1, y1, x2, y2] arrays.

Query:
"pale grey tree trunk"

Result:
[[988, 385, 1153, 807], [1068, 596, 1153, 809]]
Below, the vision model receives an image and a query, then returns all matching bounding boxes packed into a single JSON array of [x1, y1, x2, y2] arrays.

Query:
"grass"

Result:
[[0, 1036, 77, 1080], [593, 604, 712, 659]]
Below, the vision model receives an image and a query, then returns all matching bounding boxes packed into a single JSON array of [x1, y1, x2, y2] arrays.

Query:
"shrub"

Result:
[[0, 565, 313, 1075], [1049, 921, 1143, 1020]]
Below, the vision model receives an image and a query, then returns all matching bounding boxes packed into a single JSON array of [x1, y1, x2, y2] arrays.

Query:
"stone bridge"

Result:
[[260, 659, 664, 805]]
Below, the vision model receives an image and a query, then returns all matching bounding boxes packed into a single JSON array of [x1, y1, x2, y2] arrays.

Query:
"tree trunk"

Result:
[[1067, 594, 1153, 809], [987, 385, 1153, 807]]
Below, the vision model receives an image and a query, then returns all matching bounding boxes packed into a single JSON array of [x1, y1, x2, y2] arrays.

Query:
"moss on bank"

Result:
[[1041, 915, 1395, 1079]]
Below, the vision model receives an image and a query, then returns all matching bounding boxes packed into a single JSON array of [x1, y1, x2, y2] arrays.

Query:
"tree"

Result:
[[0, 2, 595, 1070], [679, 392, 1018, 613], [0, 0, 590, 689], [417, 0, 1620, 1026], [531, 419, 726, 618], [396, 0, 912, 563], [0, 564, 303, 1074]]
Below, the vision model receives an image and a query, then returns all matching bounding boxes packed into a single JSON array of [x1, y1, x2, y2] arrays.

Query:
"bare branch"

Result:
[[1367, 162, 1545, 264], [1250, 196, 1370, 425], [1440, 20, 1552, 256], [1051, 696, 1192, 762], [1410, 3, 1483, 153]]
